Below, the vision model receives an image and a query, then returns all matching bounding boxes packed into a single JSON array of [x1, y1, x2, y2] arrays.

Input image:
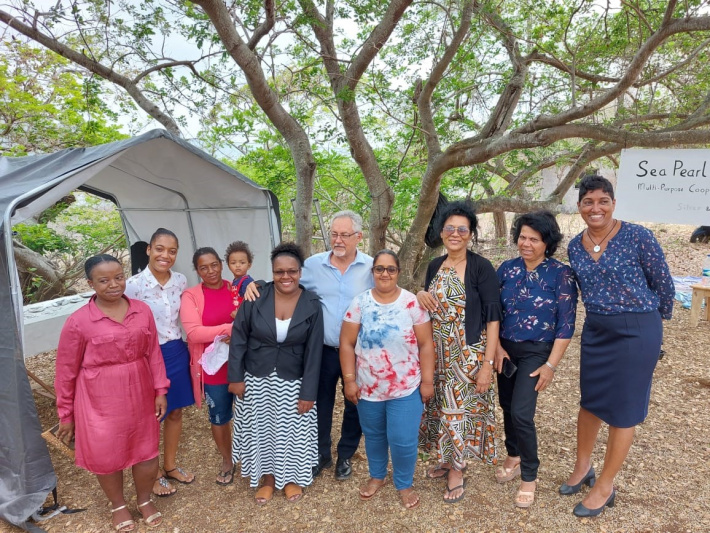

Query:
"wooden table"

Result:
[[689, 284, 710, 326]]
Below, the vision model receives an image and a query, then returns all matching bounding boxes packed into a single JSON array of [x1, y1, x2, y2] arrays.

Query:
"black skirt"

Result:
[[580, 311, 661, 428]]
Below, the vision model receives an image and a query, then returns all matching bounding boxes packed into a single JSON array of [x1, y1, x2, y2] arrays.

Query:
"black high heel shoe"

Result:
[[573, 489, 616, 517], [559, 467, 596, 495]]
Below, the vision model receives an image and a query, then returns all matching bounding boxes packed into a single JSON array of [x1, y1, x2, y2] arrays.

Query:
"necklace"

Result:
[[587, 219, 617, 253], [444, 256, 466, 269]]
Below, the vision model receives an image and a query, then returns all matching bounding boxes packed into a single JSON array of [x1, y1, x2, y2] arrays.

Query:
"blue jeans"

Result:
[[204, 383, 234, 426], [356, 388, 423, 490]]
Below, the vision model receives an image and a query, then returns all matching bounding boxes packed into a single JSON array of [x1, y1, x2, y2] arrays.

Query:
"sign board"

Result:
[[616, 148, 710, 224]]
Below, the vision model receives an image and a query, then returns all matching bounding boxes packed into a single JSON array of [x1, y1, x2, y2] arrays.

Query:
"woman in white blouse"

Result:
[[125, 228, 196, 497]]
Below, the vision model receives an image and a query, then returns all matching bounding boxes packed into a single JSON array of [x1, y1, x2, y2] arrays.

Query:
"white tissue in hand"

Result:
[[199, 334, 229, 375]]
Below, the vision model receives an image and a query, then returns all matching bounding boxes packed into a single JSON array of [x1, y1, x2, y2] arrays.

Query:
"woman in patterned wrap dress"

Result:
[[417, 200, 502, 504]]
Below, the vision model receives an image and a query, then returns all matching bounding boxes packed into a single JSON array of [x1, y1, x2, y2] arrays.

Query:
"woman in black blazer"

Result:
[[228, 243, 324, 505]]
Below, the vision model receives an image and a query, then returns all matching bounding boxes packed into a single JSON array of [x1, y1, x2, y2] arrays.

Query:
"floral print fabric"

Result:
[[497, 256, 578, 343], [419, 267, 497, 467], [568, 221, 674, 319], [344, 288, 430, 401], [125, 268, 187, 344]]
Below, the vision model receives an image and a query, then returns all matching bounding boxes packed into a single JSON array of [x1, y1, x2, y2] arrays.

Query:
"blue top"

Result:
[[300, 250, 374, 346], [232, 274, 255, 296], [498, 256, 578, 343], [568, 221, 674, 319]]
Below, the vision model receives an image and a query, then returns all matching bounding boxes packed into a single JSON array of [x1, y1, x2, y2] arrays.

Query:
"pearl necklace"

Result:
[[587, 219, 617, 253]]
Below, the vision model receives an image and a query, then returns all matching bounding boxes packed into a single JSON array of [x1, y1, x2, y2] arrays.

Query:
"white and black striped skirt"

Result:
[[232, 371, 318, 489]]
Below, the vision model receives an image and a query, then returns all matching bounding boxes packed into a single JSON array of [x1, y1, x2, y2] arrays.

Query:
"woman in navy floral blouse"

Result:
[[561, 175, 674, 518], [495, 211, 578, 508]]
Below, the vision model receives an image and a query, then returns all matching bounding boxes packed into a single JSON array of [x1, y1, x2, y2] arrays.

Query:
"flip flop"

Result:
[[255, 485, 274, 505], [426, 464, 451, 479], [111, 504, 135, 532], [399, 488, 420, 510], [443, 478, 467, 504], [152, 476, 177, 498], [165, 466, 195, 484], [137, 501, 162, 529], [216, 465, 236, 486], [359, 478, 387, 501], [284, 483, 303, 502]]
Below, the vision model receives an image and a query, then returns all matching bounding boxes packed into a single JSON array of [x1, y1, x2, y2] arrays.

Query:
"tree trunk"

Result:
[[493, 211, 507, 243]]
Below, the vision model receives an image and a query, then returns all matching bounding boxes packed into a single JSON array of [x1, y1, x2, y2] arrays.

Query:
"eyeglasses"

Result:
[[442, 225, 471, 236], [273, 268, 300, 277], [330, 231, 358, 240], [373, 265, 400, 275]]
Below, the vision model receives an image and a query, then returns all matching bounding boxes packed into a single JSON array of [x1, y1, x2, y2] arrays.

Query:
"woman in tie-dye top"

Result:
[[340, 250, 435, 510]]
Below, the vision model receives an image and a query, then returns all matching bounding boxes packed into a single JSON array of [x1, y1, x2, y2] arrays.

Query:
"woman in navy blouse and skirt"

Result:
[[562, 175, 674, 517], [495, 211, 578, 508]]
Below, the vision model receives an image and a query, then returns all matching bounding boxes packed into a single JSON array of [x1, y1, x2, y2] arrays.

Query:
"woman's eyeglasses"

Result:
[[442, 225, 471, 236], [273, 269, 300, 277], [373, 265, 400, 275]]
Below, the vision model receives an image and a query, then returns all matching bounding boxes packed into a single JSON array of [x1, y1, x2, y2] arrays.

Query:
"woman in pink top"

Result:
[[340, 250, 435, 510], [55, 255, 169, 532], [180, 247, 235, 486]]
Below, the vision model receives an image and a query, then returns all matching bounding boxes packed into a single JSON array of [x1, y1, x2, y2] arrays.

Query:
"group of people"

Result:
[[54, 174, 674, 530]]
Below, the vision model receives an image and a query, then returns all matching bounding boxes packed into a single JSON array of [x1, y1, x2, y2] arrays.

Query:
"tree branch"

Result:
[[0, 9, 181, 135], [514, 15, 710, 135], [246, 0, 275, 50]]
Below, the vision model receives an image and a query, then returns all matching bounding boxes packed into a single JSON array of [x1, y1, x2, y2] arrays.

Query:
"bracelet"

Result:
[[545, 361, 557, 373], [343, 373, 355, 379]]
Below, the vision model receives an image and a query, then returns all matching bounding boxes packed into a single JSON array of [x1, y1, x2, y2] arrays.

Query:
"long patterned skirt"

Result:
[[419, 267, 497, 468], [232, 371, 318, 489]]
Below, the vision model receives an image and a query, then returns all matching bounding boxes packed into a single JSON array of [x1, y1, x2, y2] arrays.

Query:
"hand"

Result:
[[475, 366, 493, 394], [297, 399, 314, 414], [343, 380, 360, 405], [155, 394, 167, 419], [56, 421, 74, 445], [244, 282, 260, 302], [495, 347, 510, 374], [420, 382, 435, 403], [416, 290, 439, 313], [229, 382, 246, 399], [221, 336, 231, 344], [531, 364, 555, 392], [230, 310, 237, 319]]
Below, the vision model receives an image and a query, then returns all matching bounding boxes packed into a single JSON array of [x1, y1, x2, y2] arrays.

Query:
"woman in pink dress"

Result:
[[55, 255, 169, 532]]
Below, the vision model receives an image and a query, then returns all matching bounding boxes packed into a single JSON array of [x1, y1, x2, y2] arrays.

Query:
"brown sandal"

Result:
[[284, 483, 303, 502], [359, 478, 387, 500], [255, 485, 274, 505], [399, 488, 420, 510]]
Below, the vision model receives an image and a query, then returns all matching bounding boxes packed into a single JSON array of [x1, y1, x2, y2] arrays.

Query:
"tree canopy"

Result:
[[3, 0, 710, 285]]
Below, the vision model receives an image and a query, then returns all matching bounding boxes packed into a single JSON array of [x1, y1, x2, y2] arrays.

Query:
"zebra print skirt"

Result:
[[232, 371, 318, 489]]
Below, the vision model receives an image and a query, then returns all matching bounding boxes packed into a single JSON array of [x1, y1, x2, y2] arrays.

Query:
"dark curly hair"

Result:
[[578, 174, 614, 202], [435, 199, 478, 243], [192, 247, 221, 269], [271, 242, 305, 267], [225, 240, 254, 264], [511, 210, 563, 257]]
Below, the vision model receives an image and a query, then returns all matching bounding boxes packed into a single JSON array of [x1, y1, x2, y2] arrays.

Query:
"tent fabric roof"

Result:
[[0, 129, 281, 531]]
